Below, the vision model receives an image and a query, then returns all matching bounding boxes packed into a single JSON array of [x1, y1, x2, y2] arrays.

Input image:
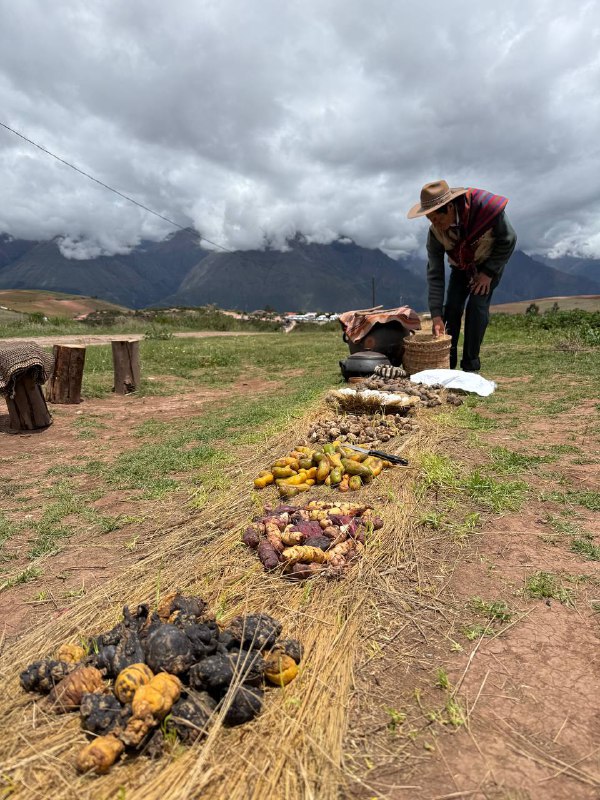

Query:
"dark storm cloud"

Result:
[[1, 0, 599, 258]]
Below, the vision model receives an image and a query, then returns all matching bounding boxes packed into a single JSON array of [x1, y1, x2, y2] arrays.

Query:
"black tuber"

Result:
[[144, 624, 194, 675], [168, 691, 217, 744], [19, 660, 75, 694], [227, 614, 282, 650], [303, 535, 332, 551], [222, 686, 263, 727], [80, 693, 132, 736], [273, 638, 303, 664]]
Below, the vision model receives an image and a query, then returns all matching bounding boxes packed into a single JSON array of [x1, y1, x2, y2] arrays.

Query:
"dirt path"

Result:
[[0, 330, 275, 347]]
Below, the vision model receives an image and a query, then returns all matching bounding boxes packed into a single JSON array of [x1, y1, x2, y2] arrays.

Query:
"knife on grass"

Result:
[[343, 443, 409, 466]]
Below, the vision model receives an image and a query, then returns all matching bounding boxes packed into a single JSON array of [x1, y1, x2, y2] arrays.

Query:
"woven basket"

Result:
[[402, 332, 452, 375]]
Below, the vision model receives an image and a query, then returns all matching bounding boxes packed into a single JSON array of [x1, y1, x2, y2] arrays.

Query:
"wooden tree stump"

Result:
[[6, 371, 53, 431], [112, 340, 141, 395], [46, 345, 86, 404]]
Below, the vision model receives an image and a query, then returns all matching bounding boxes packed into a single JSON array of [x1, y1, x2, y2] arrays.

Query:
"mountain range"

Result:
[[0, 231, 598, 312]]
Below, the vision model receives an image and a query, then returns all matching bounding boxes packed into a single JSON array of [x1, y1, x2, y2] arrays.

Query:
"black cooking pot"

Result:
[[339, 351, 391, 381]]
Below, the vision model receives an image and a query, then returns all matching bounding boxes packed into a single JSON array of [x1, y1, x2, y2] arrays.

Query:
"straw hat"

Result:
[[407, 180, 468, 219]]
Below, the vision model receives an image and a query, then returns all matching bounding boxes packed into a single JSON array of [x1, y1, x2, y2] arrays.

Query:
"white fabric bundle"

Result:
[[410, 369, 496, 397]]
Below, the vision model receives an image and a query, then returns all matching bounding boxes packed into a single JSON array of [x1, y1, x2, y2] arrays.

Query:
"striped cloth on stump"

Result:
[[0, 343, 54, 397]]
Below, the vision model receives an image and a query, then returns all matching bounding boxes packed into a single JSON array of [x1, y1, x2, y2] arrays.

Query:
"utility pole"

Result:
[[371, 277, 375, 307]]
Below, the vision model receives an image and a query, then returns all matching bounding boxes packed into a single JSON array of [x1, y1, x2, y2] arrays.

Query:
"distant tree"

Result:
[[525, 302, 540, 315], [263, 304, 276, 313]]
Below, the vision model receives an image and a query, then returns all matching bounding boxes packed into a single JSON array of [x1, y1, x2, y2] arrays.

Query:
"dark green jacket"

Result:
[[426, 211, 517, 317]]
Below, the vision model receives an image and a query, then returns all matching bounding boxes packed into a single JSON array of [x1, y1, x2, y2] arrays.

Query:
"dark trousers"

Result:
[[443, 270, 499, 372]]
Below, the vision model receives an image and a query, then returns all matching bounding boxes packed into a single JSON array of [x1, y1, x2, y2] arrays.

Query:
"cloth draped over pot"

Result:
[[0, 343, 54, 397], [339, 306, 421, 344]]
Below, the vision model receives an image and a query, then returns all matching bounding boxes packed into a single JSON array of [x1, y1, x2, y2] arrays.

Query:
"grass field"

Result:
[[0, 315, 599, 799]]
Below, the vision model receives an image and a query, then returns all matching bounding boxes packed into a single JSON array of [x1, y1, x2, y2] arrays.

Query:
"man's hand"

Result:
[[470, 272, 492, 295], [432, 316, 445, 336]]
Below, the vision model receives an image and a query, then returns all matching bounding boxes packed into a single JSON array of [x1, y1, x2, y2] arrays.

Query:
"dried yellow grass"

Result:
[[0, 405, 436, 800]]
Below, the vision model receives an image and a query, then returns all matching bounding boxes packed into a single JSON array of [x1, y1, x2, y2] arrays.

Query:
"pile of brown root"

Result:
[[306, 413, 417, 446], [19, 595, 303, 774], [243, 500, 383, 579]]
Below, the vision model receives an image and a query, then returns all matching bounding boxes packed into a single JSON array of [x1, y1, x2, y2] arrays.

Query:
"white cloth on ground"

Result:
[[409, 369, 496, 396]]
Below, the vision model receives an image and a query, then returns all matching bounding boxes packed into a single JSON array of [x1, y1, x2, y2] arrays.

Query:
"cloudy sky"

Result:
[[1, 0, 600, 260]]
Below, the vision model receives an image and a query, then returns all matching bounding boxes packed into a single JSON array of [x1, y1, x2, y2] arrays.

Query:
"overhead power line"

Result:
[[0, 119, 242, 259]]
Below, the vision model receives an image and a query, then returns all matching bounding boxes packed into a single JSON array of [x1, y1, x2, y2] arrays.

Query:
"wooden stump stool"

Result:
[[6, 370, 53, 431], [46, 344, 86, 404], [112, 340, 141, 395]]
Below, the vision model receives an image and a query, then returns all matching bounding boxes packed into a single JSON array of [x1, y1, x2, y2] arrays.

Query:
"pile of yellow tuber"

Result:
[[254, 442, 394, 497]]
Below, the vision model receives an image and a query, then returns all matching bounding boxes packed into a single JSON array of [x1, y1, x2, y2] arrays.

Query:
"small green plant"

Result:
[[489, 446, 553, 473], [124, 534, 140, 550], [385, 707, 406, 733], [214, 592, 229, 621], [419, 454, 458, 491], [448, 406, 500, 431], [540, 490, 600, 512], [571, 538, 600, 561], [27, 481, 86, 558], [463, 623, 491, 641], [435, 668, 450, 690], [0, 566, 42, 592], [469, 597, 513, 623], [450, 511, 481, 540], [541, 513, 580, 538], [300, 581, 314, 606], [420, 511, 444, 529], [463, 471, 527, 513], [534, 398, 572, 416], [524, 571, 573, 604], [160, 713, 179, 746], [0, 512, 21, 546], [544, 444, 581, 455], [82, 511, 124, 534], [445, 697, 465, 727]]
